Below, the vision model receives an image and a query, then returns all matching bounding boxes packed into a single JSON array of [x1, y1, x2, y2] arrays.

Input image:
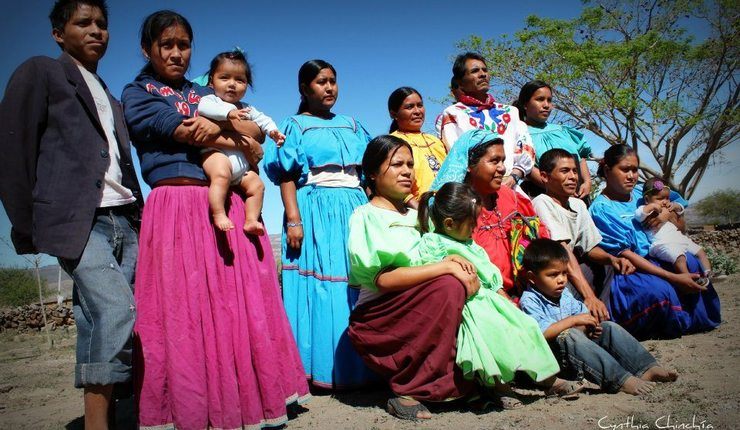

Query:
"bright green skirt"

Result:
[[456, 288, 560, 386]]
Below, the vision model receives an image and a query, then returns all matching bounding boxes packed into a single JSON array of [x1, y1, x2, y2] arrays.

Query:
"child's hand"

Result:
[[669, 201, 684, 214], [643, 202, 660, 215], [588, 324, 603, 340], [571, 313, 598, 329], [269, 129, 286, 147], [642, 206, 671, 230], [227, 108, 252, 121]]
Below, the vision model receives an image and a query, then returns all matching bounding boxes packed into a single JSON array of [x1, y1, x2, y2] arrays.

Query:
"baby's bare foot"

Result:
[[244, 220, 265, 236], [620, 376, 656, 396], [641, 366, 678, 382], [213, 213, 235, 231]]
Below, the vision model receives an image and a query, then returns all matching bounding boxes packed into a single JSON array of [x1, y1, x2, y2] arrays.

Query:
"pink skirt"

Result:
[[135, 186, 309, 430]]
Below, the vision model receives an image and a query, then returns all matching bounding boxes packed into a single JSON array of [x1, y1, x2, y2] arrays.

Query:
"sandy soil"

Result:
[[0, 275, 737, 430]]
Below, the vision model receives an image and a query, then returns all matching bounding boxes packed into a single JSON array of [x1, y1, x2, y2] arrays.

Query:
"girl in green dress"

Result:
[[416, 181, 584, 408]]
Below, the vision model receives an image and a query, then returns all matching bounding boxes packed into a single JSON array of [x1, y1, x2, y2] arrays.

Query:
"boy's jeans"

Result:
[[59, 206, 138, 388], [554, 321, 656, 393]]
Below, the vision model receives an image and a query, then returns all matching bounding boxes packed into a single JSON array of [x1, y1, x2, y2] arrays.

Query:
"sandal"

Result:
[[386, 397, 431, 421], [491, 392, 524, 410], [544, 379, 584, 399]]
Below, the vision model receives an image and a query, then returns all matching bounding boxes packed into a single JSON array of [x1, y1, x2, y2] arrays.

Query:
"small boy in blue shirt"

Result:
[[519, 239, 678, 395]]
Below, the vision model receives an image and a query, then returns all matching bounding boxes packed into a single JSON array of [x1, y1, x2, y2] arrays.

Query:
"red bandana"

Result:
[[456, 93, 496, 111]]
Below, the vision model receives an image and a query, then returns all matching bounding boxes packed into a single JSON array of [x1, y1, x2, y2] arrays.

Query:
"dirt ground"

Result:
[[0, 275, 737, 430]]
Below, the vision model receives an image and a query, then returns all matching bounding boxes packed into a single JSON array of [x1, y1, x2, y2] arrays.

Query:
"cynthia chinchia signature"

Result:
[[597, 414, 714, 429]]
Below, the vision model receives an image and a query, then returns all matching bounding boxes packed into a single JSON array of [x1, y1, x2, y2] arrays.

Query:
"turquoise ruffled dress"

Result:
[[527, 122, 592, 165], [263, 114, 376, 387]]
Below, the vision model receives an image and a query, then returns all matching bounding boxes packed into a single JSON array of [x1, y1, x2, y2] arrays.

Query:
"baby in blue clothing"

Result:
[[519, 239, 677, 395]]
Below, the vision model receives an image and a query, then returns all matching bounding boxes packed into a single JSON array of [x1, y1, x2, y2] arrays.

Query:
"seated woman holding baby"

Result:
[[587, 144, 721, 339]]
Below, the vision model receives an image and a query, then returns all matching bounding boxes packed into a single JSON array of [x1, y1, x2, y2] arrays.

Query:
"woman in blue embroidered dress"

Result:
[[263, 59, 375, 388], [589, 144, 720, 339]]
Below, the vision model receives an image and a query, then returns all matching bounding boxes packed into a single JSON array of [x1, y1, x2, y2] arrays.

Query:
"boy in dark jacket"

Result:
[[0, 1, 142, 427]]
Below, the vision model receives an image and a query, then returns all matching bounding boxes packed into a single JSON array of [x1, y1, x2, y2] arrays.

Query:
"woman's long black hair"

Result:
[[512, 80, 551, 121], [297, 59, 336, 114], [597, 144, 637, 178], [139, 10, 193, 76], [387, 86, 421, 133], [361, 135, 412, 196]]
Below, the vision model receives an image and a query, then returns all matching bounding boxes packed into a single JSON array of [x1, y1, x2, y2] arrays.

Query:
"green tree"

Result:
[[694, 189, 740, 223], [458, 0, 738, 198], [0, 268, 45, 307]]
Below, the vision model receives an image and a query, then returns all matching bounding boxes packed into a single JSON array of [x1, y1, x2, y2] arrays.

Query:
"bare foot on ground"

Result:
[[641, 366, 678, 382], [620, 376, 656, 395]]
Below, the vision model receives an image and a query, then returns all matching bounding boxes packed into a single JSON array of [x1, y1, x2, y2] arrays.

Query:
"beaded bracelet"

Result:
[[286, 221, 303, 228]]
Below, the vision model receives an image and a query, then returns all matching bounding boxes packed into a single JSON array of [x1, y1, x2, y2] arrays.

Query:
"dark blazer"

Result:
[[0, 53, 142, 260]]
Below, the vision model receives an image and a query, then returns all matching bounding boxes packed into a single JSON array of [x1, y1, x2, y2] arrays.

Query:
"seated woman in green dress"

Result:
[[415, 182, 584, 408], [348, 135, 476, 421], [349, 135, 583, 419]]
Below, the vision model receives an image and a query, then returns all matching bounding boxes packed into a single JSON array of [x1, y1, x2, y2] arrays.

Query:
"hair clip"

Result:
[[645, 179, 669, 196], [232, 46, 245, 55]]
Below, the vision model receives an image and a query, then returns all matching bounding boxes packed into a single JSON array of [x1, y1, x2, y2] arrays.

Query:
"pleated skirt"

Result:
[[457, 288, 560, 385], [135, 185, 310, 430], [349, 275, 475, 401], [280, 185, 376, 388], [609, 253, 721, 340]]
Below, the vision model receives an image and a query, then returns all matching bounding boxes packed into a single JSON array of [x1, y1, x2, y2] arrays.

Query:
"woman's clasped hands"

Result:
[[443, 255, 480, 298]]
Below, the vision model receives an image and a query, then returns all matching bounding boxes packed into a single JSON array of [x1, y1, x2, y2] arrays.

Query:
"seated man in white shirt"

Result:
[[532, 148, 636, 322]]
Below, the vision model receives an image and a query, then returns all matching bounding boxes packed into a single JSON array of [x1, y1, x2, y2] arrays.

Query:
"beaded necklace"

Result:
[[396, 131, 444, 172], [477, 194, 509, 239]]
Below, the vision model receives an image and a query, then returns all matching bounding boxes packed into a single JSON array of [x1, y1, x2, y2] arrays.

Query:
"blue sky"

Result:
[[1, 0, 738, 267]]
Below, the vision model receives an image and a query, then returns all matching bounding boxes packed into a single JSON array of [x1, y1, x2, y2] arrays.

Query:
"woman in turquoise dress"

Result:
[[263, 60, 375, 388], [589, 144, 720, 339], [513, 80, 593, 199]]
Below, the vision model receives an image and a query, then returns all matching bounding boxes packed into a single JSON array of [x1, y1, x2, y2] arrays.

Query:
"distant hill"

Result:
[[269, 234, 281, 263], [685, 206, 706, 227], [23, 265, 74, 303]]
